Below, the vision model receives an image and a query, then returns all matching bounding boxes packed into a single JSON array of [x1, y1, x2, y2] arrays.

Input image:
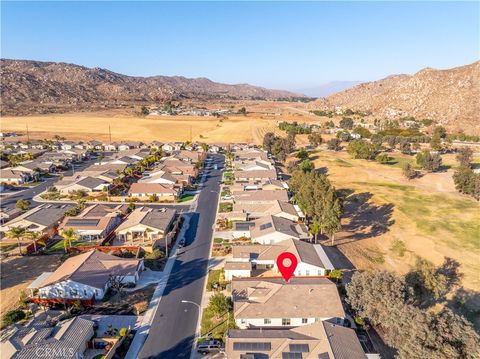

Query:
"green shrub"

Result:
[[213, 238, 224, 244], [3, 309, 26, 326], [144, 249, 164, 260]]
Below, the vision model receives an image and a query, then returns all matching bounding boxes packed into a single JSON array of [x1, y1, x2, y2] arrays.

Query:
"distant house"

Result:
[[116, 207, 177, 250], [87, 140, 103, 150], [234, 169, 277, 183], [226, 321, 366, 359], [234, 160, 274, 172], [172, 150, 206, 164], [28, 250, 144, 301], [0, 168, 33, 184], [138, 170, 177, 185], [56, 176, 111, 195], [232, 277, 345, 329], [0, 316, 95, 359], [128, 183, 179, 200], [58, 204, 126, 243], [149, 140, 164, 150], [13, 160, 55, 174], [225, 238, 334, 280], [233, 190, 289, 204], [234, 149, 269, 161], [162, 142, 183, 152], [250, 215, 311, 244], [162, 158, 198, 177], [60, 141, 77, 150], [0, 204, 73, 238], [234, 200, 302, 221]]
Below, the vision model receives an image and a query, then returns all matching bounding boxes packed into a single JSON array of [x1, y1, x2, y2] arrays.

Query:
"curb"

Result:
[[125, 214, 191, 359]]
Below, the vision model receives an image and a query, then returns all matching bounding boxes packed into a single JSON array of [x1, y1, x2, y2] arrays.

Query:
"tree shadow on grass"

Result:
[[335, 191, 395, 244]]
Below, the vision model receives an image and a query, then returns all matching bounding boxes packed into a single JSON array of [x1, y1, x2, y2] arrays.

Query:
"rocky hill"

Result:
[[311, 61, 480, 133], [0, 59, 302, 115]]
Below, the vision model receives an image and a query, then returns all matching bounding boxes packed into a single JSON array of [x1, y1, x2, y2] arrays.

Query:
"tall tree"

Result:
[[61, 228, 79, 252], [7, 227, 26, 255], [456, 147, 473, 168]]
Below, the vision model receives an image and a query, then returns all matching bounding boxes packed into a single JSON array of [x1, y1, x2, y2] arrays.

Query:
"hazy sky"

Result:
[[1, 1, 479, 91]]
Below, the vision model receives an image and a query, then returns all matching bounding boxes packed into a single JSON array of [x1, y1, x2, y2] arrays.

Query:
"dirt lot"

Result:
[[309, 149, 480, 291], [0, 254, 62, 316], [0, 102, 323, 145]]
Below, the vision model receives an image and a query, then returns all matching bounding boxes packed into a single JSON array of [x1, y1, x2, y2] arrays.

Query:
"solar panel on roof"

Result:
[[259, 223, 273, 231], [282, 353, 303, 359], [235, 222, 254, 230], [66, 218, 100, 227], [233, 342, 272, 351], [289, 344, 309, 353]]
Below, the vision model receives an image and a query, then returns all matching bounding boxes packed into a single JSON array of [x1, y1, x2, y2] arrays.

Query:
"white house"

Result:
[[225, 238, 334, 280], [28, 250, 144, 301], [232, 277, 345, 329]]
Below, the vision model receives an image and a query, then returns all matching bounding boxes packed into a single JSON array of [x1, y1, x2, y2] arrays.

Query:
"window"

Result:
[[70, 289, 78, 296], [317, 270, 323, 275], [305, 270, 310, 276], [259, 223, 273, 231], [84, 289, 88, 296], [282, 318, 291, 326], [264, 318, 271, 324], [314, 318, 321, 323], [301, 318, 308, 324], [241, 319, 246, 324]]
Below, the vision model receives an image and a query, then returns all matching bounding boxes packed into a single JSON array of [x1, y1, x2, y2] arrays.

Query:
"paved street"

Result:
[[0, 157, 99, 210], [138, 154, 224, 359]]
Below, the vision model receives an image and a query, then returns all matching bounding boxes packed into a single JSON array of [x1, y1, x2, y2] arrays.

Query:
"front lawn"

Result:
[[178, 194, 195, 202], [200, 293, 235, 340], [218, 202, 233, 213]]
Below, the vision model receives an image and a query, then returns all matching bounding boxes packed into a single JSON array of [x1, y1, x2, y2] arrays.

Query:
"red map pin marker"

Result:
[[276, 252, 298, 282]]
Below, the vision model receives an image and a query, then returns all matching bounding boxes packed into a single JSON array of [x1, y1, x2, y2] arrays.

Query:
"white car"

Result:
[[222, 195, 233, 200]]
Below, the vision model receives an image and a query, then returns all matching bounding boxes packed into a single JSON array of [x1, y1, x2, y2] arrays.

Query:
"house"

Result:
[[128, 183, 179, 200], [0, 316, 95, 359], [56, 176, 111, 195], [117, 141, 143, 151], [138, 170, 177, 185], [60, 141, 77, 150], [162, 142, 183, 152], [235, 160, 274, 172], [233, 190, 289, 204], [225, 238, 334, 280], [234, 200, 302, 221], [0, 168, 33, 184], [149, 140, 164, 150], [172, 150, 206, 164], [58, 204, 126, 243], [0, 207, 23, 224], [28, 250, 144, 301], [87, 140, 103, 150], [162, 158, 198, 177], [232, 277, 345, 329], [235, 149, 269, 161], [115, 207, 177, 250], [250, 215, 311, 244], [0, 204, 73, 238], [13, 160, 55, 174], [230, 179, 288, 192], [226, 321, 366, 359], [234, 169, 277, 183]]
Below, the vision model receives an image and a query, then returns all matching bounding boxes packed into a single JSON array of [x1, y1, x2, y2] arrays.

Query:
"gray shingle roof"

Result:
[[23, 204, 74, 227], [323, 321, 367, 359]]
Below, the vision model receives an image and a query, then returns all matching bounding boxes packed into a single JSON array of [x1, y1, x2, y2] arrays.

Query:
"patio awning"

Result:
[[27, 272, 54, 289]]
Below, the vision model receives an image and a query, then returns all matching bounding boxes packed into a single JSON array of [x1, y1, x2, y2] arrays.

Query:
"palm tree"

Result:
[[26, 231, 40, 253], [61, 228, 79, 253], [7, 226, 26, 255]]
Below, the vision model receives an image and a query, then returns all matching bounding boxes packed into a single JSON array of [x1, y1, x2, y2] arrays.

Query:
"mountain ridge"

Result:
[[312, 61, 480, 133], [0, 59, 304, 116]]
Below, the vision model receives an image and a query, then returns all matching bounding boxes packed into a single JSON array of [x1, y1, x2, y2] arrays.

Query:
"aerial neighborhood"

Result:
[[0, 135, 382, 358]]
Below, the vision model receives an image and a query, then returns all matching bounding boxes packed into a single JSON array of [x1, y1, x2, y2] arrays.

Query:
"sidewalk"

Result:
[[125, 214, 191, 359]]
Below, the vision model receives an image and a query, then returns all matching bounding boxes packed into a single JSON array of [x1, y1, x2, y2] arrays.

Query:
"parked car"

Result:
[[197, 340, 223, 355], [222, 195, 233, 200], [178, 239, 186, 247]]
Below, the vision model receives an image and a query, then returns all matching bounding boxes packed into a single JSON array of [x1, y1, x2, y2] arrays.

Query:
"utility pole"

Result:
[[26, 123, 30, 142], [109, 125, 112, 144], [190, 125, 192, 143]]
